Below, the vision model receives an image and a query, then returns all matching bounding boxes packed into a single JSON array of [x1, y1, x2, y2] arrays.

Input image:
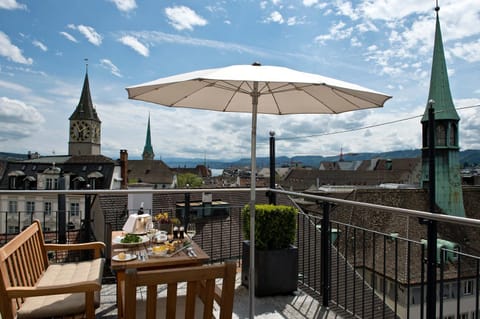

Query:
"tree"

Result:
[[177, 173, 203, 188]]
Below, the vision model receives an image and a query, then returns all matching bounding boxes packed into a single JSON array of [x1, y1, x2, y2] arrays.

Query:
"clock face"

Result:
[[70, 121, 91, 141], [92, 123, 100, 143]]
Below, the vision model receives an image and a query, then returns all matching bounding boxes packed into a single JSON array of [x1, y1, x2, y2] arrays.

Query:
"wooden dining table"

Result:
[[110, 230, 210, 318]]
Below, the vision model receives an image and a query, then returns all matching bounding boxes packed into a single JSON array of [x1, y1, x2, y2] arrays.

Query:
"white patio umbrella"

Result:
[[126, 62, 391, 317]]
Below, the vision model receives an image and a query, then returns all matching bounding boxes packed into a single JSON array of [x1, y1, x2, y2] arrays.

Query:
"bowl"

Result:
[[151, 245, 169, 256]]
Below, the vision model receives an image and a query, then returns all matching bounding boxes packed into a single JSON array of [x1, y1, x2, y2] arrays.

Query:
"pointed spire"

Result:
[[422, 4, 459, 122], [142, 113, 155, 160], [69, 64, 100, 122]]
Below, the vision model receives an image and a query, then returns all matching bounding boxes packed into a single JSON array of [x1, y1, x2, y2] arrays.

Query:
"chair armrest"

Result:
[[44, 242, 105, 258], [6, 281, 101, 298]]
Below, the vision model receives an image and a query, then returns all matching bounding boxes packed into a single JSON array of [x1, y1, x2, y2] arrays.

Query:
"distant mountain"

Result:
[[2, 150, 480, 169], [163, 149, 479, 169], [0, 152, 29, 161]]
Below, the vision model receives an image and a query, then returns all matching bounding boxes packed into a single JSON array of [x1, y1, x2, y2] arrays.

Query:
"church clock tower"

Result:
[[68, 68, 101, 156]]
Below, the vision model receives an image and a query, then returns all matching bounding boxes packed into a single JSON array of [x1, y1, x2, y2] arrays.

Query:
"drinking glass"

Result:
[[186, 223, 196, 239], [145, 221, 156, 249]]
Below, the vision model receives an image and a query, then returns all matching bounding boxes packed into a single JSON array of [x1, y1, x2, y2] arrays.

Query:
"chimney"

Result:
[[120, 149, 128, 189]]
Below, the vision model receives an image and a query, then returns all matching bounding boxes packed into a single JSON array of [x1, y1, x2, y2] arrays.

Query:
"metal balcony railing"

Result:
[[1, 188, 479, 319]]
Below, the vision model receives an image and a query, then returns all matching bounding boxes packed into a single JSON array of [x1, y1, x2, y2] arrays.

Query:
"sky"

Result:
[[0, 0, 479, 163]]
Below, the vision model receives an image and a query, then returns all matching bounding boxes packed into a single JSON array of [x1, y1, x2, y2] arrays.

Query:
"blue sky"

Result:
[[0, 0, 479, 162]]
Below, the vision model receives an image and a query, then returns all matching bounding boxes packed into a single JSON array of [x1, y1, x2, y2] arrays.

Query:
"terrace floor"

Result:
[[95, 272, 342, 319]]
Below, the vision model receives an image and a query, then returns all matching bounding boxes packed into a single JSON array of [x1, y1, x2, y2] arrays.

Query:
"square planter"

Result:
[[241, 240, 298, 297]]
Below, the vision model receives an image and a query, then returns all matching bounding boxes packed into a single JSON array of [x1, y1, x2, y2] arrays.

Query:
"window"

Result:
[[70, 202, 80, 217], [45, 178, 59, 190], [44, 202, 52, 216], [26, 201, 35, 214], [436, 123, 446, 146], [449, 123, 457, 146], [464, 280, 473, 295], [8, 176, 17, 189], [8, 201, 17, 214]]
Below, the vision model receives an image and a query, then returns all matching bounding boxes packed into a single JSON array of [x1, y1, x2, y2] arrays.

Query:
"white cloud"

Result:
[[0, 31, 33, 64], [266, 11, 284, 24], [0, 0, 26, 10], [350, 37, 361, 47], [100, 59, 122, 77], [0, 79, 31, 94], [302, 0, 318, 7], [119, 35, 149, 57], [337, 1, 359, 20], [0, 96, 44, 123], [359, 0, 430, 21], [32, 40, 47, 52], [356, 20, 378, 33], [122, 30, 263, 57], [314, 21, 353, 45], [287, 16, 303, 26], [165, 6, 207, 31], [0, 97, 45, 141], [450, 40, 480, 63], [68, 24, 103, 46], [108, 0, 136, 12], [59, 31, 78, 43]]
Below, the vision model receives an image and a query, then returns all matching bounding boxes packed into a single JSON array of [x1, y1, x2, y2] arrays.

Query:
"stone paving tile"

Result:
[[96, 275, 342, 319]]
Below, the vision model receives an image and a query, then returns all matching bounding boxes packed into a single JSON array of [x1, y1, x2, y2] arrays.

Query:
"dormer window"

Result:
[[82, 165, 87, 171], [98, 165, 103, 171]]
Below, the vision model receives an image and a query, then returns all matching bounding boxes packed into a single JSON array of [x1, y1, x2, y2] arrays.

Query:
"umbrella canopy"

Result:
[[127, 63, 390, 115], [126, 63, 391, 318]]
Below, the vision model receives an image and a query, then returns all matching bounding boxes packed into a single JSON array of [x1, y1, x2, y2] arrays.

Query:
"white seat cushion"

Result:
[[17, 258, 104, 318]]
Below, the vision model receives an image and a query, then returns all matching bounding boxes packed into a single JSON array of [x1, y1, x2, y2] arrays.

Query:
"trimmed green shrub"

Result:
[[242, 204, 298, 250]]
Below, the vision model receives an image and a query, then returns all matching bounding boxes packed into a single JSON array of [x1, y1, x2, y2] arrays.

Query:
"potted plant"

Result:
[[241, 204, 298, 297]]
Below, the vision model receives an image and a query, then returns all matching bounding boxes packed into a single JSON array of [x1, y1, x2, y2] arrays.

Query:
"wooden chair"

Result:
[[124, 260, 236, 319], [0, 220, 105, 319]]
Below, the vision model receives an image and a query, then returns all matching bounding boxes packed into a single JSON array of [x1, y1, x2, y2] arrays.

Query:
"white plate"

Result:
[[112, 253, 137, 261], [113, 235, 149, 245]]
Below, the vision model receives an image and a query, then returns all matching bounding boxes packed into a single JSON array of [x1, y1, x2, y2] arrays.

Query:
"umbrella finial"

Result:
[[252, 62, 261, 66]]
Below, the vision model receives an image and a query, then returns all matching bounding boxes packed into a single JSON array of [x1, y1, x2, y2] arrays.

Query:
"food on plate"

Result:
[[121, 233, 141, 243], [152, 245, 168, 253], [118, 252, 126, 260]]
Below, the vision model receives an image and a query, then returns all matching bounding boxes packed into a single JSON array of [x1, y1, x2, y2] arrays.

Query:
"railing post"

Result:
[[426, 101, 437, 319], [321, 201, 331, 307], [184, 192, 191, 227], [57, 173, 66, 244], [268, 131, 276, 205]]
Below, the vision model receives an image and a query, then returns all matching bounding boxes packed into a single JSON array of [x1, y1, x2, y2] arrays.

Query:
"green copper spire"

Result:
[[420, 6, 464, 217], [142, 114, 155, 160], [422, 7, 460, 122]]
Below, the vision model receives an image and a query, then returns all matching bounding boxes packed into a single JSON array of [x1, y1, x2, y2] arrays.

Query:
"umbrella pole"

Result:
[[249, 82, 259, 319]]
